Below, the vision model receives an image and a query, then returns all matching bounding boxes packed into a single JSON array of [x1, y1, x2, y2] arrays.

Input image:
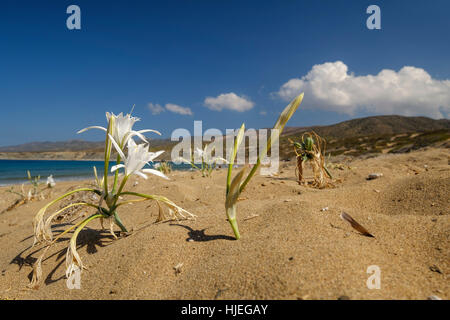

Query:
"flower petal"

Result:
[[137, 129, 162, 136], [134, 171, 148, 179], [111, 164, 125, 173], [142, 168, 169, 180], [108, 133, 126, 159], [147, 150, 165, 162], [212, 156, 228, 164], [77, 126, 107, 134], [127, 130, 149, 144]]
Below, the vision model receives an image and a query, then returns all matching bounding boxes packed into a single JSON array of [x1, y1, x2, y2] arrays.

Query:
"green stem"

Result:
[[113, 211, 128, 233], [73, 213, 104, 239], [108, 174, 130, 211], [226, 205, 240, 240], [44, 202, 102, 227], [103, 118, 114, 195], [111, 154, 122, 194], [229, 218, 240, 240], [119, 191, 160, 201], [43, 188, 101, 211], [116, 175, 129, 199]]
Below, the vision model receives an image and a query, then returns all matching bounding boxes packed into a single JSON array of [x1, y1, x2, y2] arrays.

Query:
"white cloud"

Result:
[[277, 61, 450, 119], [165, 103, 193, 116], [204, 93, 254, 112], [259, 111, 267, 116], [148, 103, 165, 115], [148, 102, 193, 116]]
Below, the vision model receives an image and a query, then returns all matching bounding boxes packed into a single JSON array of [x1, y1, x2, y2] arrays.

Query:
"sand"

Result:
[[0, 148, 448, 300]]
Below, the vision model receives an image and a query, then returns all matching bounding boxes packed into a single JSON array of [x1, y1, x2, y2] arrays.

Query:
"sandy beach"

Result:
[[0, 148, 448, 300]]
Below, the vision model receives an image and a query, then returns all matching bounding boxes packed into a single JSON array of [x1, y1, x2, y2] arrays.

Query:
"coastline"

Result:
[[0, 158, 103, 162], [0, 159, 193, 187], [0, 154, 104, 161]]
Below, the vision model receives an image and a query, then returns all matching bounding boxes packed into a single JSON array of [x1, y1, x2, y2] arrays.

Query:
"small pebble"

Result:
[[321, 207, 329, 212], [174, 263, 183, 275], [429, 265, 442, 274], [367, 173, 383, 180], [428, 295, 442, 300]]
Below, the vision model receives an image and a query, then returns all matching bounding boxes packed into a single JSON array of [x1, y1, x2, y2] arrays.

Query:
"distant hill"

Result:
[[0, 138, 175, 153], [0, 115, 448, 160], [0, 140, 104, 153], [282, 115, 450, 139], [280, 115, 450, 159]]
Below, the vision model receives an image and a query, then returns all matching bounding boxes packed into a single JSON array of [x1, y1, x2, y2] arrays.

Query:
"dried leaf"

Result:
[[340, 212, 374, 237]]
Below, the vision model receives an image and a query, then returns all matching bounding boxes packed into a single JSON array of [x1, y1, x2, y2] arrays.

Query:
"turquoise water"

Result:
[[0, 160, 191, 186]]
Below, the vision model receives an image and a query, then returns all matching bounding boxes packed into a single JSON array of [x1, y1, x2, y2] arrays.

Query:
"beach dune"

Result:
[[0, 148, 448, 300]]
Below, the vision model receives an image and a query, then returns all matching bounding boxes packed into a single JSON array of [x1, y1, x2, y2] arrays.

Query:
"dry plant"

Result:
[[290, 131, 333, 188], [29, 111, 195, 288], [3, 172, 55, 212], [154, 161, 172, 175]]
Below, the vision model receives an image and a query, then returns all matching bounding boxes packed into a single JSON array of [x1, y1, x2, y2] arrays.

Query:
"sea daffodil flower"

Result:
[[30, 109, 194, 289], [77, 112, 160, 148], [110, 138, 168, 180], [177, 144, 227, 177], [46, 175, 56, 188]]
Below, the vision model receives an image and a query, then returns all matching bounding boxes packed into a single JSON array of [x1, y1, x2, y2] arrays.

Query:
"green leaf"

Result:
[[226, 123, 245, 194], [239, 92, 304, 193]]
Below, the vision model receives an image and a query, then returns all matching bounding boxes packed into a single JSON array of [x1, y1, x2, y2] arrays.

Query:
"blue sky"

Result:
[[1, 0, 449, 146]]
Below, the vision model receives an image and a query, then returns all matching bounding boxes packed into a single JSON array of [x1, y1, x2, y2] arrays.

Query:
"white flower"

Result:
[[196, 145, 227, 165], [46, 175, 56, 188], [77, 112, 161, 148], [194, 147, 204, 159], [110, 138, 168, 180]]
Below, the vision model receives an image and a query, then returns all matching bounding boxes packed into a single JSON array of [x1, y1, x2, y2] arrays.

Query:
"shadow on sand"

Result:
[[11, 224, 116, 286], [170, 223, 235, 242]]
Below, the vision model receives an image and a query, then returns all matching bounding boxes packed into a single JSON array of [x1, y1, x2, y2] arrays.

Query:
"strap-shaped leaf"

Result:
[[226, 123, 245, 194], [240, 92, 304, 193], [225, 165, 248, 213]]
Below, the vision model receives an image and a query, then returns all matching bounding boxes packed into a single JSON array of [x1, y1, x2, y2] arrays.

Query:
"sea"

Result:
[[0, 159, 192, 186]]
